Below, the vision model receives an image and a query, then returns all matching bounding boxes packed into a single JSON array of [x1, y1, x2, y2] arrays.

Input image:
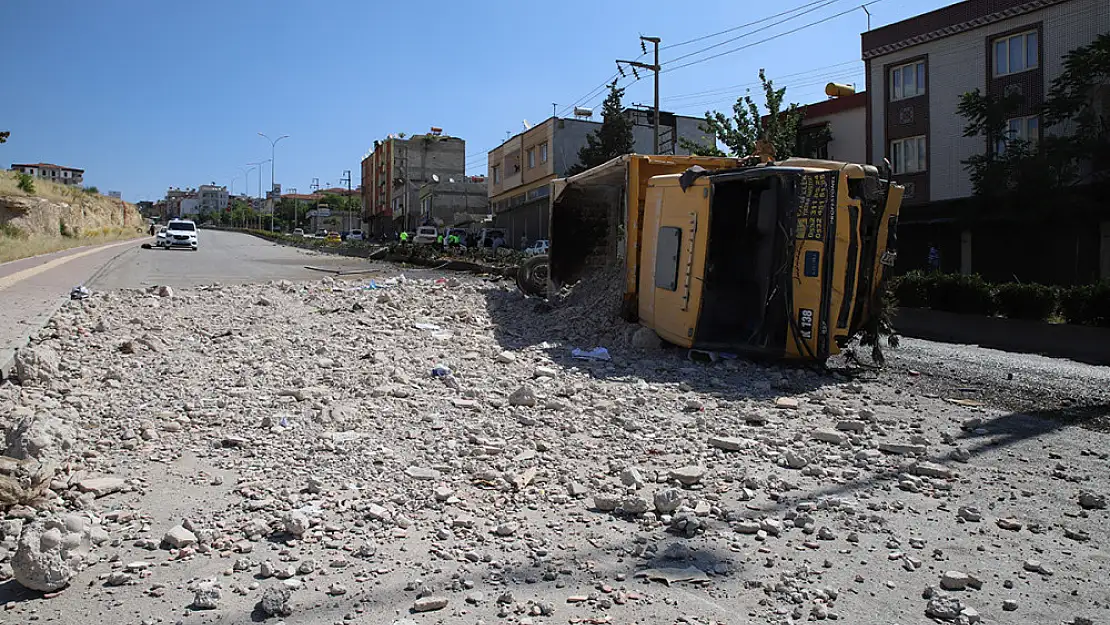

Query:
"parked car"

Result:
[[292, 228, 305, 237], [414, 226, 439, 245], [326, 231, 341, 243], [163, 219, 198, 251], [523, 239, 549, 256], [155, 226, 168, 247], [348, 229, 364, 241], [315, 229, 328, 238]]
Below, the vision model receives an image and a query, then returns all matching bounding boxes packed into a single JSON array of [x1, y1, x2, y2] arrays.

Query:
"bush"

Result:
[[892, 271, 930, 308], [83, 186, 99, 195], [16, 173, 35, 193], [1061, 282, 1110, 327], [994, 283, 1058, 320], [928, 273, 996, 315]]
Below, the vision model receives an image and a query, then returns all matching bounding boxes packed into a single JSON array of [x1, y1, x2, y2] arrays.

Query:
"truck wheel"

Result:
[[516, 255, 549, 297]]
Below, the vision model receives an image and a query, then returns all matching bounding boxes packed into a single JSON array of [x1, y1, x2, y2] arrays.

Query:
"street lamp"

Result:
[[288, 187, 298, 231], [247, 160, 270, 230], [240, 166, 257, 229], [259, 132, 289, 232]]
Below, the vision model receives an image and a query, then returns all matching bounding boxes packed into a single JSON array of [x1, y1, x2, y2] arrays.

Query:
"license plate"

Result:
[[880, 250, 897, 267], [799, 308, 814, 340]]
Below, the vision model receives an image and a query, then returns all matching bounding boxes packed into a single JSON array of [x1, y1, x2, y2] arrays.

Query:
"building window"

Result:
[[995, 115, 1039, 154], [492, 165, 501, 183], [654, 226, 682, 291], [890, 60, 925, 101], [527, 148, 536, 169], [890, 136, 927, 174], [994, 31, 1038, 76], [540, 142, 548, 163]]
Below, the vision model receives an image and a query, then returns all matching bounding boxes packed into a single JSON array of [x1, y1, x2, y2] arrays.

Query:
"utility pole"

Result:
[[617, 35, 661, 154], [552, 103, 557, 118], [340, 170, 352, 233]]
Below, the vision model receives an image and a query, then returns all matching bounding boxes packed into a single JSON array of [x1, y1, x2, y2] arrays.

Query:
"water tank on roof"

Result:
[[825, 83, 856, 98], [573, 107, 593, 119]]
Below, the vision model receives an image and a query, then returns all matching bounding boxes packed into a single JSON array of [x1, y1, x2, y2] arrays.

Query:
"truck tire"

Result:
[[516, 255, 549, 297]]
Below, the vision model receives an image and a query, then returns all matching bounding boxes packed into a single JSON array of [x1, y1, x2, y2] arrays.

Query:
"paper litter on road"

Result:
[[572, 347, 611, 361], [414, 323, 442, 331]]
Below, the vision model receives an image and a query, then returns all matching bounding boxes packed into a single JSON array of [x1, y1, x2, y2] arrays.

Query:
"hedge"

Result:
[[892, 271, 1110, 327]]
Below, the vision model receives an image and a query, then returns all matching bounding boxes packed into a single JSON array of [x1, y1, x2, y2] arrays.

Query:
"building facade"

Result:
[[10, 163, 84, 186], [417, 176, 489, 227], [360, 131, 466, 235], [796, 91, 868, 163], [862, 0, 1110, 282], [197, 184, 229, 214], [485, 110, 716, 246]]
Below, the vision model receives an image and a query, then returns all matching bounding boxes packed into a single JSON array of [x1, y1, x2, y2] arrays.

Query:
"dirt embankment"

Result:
[[0, 172, 144, 261]]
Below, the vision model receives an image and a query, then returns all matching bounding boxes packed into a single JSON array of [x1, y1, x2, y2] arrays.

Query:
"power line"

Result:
[[663, 0, 844, 66], [660, 0, 837, 51], [661, 60, 861, 102], [663, 0, 885, 74]]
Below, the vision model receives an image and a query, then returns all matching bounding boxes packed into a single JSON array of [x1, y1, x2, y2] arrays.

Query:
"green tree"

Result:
[[0, 131, 9, 144], [680, 69, 812, 160], [567, 81, 635, 175], [957, 32, 1109, 198]]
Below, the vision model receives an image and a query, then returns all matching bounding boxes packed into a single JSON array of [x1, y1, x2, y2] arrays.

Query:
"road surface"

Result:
[[0, 230, 390, 376], [2, 230, 1109, 426]]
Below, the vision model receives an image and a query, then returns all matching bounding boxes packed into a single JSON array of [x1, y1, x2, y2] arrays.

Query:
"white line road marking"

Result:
[[0, 239, 141, 292]]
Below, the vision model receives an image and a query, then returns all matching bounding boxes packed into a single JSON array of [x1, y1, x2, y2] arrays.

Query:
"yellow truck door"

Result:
[[640, 176, 710, 347]]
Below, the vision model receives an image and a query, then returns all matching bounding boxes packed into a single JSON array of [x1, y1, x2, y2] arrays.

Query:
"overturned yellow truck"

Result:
[[517, 154, 903, 362]]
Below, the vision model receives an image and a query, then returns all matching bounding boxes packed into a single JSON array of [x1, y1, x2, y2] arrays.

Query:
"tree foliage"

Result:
[[0, 131, 9, 144], [957, 32, 1109, 198], [567, 82, 635, 175], [679, 69, 820, 160]]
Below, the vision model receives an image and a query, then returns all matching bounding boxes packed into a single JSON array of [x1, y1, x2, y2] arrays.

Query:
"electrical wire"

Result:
[[660, 0, 837, 51], [663, 0, 885, 74], [662, 0, 846, 67]]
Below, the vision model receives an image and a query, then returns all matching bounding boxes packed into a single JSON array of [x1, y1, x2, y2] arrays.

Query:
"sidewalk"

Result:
[[0, 238, 141, 379]]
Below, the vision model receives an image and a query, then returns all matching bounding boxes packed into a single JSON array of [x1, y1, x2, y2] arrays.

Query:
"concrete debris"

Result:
[[12, 517, 94, 592], [258, 586, 293, 616], [0, 272, 1101, 623], [191, 581, 221, 610]]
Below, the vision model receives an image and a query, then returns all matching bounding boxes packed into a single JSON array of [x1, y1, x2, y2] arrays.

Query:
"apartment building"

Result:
[[417, 176, 489, 227], [485, 110, 714, 245], [862, 0, 1109, 283], [10, 163, 84, 186], [796, 91, 868, 163], [360, 130, 466, 235], [197, 184, 229, 214]]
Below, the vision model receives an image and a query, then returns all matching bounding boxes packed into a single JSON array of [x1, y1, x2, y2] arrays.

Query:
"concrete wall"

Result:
[[419, 180, 488, 226], [867, 0, 1109, 202], [807, 107, 867, 163]]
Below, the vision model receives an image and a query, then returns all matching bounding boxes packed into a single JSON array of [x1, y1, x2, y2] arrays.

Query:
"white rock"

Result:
[[163, 525, 197, 549], [192, 581, 221, 609]]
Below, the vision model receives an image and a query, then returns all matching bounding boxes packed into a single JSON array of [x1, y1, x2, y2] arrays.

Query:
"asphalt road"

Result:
[[3, 230, 1109, 428], [0, 230, 390, 376]]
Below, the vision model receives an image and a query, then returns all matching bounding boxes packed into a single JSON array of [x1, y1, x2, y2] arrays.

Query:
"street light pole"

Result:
[[289, 187, 298, 231], [240, 166, 256, 229], [259, 132, 289, 232]]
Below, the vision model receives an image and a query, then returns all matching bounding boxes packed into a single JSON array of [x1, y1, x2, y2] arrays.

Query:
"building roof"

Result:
[[801, 91, 867, 119], [861, 0, 1071, 59], [282, 193, 323, 201], [11, 162, 84, 172]]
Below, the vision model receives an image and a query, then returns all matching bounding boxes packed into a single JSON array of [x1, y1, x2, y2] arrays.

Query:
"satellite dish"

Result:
[[448, 177, 455, 183], [522, 119, 532, 130], [431, 174, 440, 183]]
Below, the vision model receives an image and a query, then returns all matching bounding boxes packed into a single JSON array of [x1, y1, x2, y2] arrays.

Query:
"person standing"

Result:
[[927, 243, 941, 272]]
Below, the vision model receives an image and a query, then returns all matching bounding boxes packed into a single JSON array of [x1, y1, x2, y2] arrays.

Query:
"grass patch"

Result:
[[0, 227, 143, 263]]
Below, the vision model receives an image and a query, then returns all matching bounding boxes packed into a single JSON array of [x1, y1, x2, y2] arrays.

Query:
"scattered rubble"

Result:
[[0, 273, 1103, 624]]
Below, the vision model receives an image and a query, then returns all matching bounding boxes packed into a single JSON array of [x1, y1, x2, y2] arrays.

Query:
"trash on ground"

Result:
[[70, 286, 90, 300], [572, 347, 611, 361]]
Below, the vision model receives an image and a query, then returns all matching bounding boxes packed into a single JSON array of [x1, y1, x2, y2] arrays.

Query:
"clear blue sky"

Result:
[[0, 0, 953, 202]]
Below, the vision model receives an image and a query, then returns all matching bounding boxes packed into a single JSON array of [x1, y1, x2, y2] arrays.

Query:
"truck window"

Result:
[[655, 226, 682, 291]]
